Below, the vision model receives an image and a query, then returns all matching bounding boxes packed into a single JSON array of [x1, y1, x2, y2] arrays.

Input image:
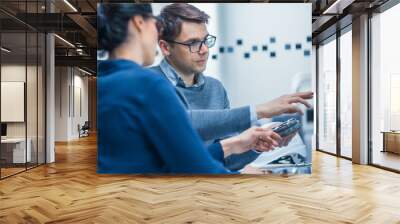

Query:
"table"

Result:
[[1, 138, 31, 164], [381, 131, 400, 155]]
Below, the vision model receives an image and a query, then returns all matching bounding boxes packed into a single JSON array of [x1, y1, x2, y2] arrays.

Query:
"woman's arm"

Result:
[[139, 77, 230, 174]]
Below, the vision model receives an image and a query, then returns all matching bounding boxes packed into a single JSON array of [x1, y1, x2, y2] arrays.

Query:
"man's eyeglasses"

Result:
[[166, 35, 216, 53]]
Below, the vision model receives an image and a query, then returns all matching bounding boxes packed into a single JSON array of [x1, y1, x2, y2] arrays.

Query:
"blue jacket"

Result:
[[97, 59, 230, 174]]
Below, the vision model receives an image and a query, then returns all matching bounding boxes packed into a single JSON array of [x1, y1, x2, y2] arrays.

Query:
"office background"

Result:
[[1, 1, 400, 222], [2, 0, 400, 177], [0, 0, 96, 179]]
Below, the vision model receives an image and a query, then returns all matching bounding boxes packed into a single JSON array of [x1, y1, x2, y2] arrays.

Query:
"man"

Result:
[[151, 3, 313, 171]]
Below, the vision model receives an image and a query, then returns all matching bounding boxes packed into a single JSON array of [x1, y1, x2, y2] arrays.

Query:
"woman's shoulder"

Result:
[[139, 67, 172, 87], [124, 66, 175, 97], [99, 60, 164, 81], [98, 60, 175, 98], [111, 61, 169, 86]]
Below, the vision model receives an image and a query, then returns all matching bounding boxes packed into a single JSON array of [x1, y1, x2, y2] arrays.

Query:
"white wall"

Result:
[[1, 63, 46, 164], [216, 4, 312, 107], [55, 67, 89, 141], [55, 66, 68, 141], [1, 65, 26, 140], [1, 65, 40, 137], [72, 73, 89, 138], [1, 82, 24, 122], [1, 65, 26, 81], [1, 66, 25, 127]]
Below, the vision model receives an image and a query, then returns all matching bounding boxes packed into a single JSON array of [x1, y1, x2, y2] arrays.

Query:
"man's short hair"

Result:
[[158, 3, 210, 41]]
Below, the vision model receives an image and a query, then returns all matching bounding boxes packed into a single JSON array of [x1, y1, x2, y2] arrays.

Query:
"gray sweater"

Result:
[[150, 65, 251, 142]]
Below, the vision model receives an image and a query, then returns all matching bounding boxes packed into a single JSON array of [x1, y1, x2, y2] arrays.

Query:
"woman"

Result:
[[97, 3, 281, 174]]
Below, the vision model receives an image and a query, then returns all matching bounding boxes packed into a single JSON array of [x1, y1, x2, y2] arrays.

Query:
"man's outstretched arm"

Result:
[[188, 107, 252, 142]]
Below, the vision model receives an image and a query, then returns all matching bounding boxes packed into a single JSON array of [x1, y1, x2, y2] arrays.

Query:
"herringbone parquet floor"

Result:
[[1, 135, 400, 224]]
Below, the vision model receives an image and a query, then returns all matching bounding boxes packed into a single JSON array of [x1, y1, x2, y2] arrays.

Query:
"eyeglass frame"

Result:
[[164, 34, 217, 53]]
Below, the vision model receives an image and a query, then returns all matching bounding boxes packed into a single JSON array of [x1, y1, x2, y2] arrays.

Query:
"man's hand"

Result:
[[267, 123, 297, 147], [220, 127, 281, 157], [255, 91, 313, 119]]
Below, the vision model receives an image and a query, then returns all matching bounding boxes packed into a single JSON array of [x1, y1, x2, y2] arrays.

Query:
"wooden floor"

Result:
[[1, 167, 26, 178], [1, 135, 400, 223], [372, 150, 400, 171], [1, 163, 44, 178]]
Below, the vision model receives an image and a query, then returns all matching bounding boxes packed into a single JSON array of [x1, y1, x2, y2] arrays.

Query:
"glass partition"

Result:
[[0, 0, 46, 179], [317, 36, 337, 155], [0, 13, 28, 177], [339, 29, 352, 158], [370, 3, 400, 171]]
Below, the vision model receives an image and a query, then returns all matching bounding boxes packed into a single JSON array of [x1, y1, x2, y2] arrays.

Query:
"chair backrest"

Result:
[[82, 121, 90, 129]]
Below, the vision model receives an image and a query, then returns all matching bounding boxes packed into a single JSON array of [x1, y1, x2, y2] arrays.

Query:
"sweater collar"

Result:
[[159, 58, 205, 88]]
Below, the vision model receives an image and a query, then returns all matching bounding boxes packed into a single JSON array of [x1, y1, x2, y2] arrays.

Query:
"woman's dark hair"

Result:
[[98, 3, 153, 52], [158, 3, 209, 41]]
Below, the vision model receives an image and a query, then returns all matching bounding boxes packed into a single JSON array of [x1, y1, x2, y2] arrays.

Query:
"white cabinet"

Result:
[[1, 138, 32, 163]]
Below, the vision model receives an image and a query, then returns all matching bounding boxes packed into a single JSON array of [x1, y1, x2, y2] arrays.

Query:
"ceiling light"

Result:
[[323, 0, 354, 15], [54, 34, 75, 48], [1, 47, 11, 53], [78, 67, 92, 76], [63, 0, 78, 12]]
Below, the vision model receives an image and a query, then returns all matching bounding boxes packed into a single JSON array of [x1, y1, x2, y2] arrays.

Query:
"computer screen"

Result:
[[1, 123, 7, 137]]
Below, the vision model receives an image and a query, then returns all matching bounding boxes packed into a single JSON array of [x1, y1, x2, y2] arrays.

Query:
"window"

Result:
[[370, 3, 400, 171], [339, 29, 352, 158], [317, 37, 337, 154]]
